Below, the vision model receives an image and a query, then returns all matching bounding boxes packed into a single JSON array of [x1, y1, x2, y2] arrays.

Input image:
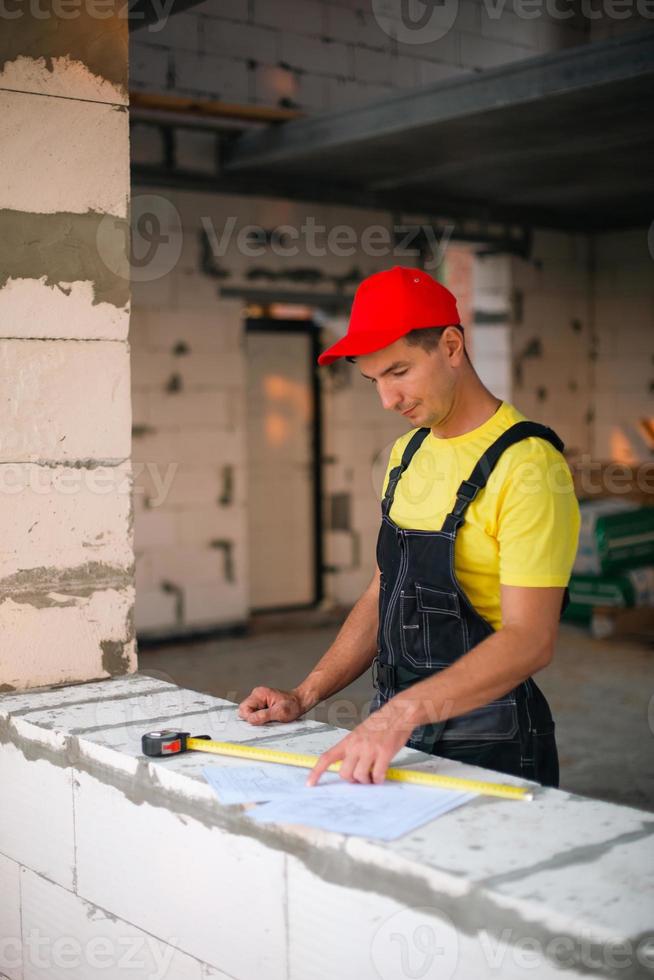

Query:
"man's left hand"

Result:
[[306, 699, 418, 787]]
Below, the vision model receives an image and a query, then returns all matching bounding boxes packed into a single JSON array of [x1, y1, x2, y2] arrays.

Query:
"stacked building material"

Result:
[[565, 499, 654, 624]]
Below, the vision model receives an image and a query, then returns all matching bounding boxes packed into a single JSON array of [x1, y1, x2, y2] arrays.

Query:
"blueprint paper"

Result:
[[202, 764, 340, 804], [246, 781, 474, 840]]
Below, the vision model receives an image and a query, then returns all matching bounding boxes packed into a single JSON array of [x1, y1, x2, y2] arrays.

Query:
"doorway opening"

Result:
[[245, 317, 324, 612]]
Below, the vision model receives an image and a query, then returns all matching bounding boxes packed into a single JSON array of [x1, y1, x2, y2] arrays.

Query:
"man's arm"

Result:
[[238, 568, 380, 725], [306, 584, 564, 785]]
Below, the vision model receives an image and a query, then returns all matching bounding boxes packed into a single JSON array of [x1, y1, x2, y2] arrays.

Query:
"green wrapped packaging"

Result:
[[564, 566, 654, 623], [574, 500, 654, 576]]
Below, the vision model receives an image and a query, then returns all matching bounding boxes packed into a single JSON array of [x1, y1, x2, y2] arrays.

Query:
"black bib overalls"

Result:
[[371, 421, 564, 787]]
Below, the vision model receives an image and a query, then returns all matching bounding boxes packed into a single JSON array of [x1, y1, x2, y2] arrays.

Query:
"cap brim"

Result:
[[317, 328, 405, 366]]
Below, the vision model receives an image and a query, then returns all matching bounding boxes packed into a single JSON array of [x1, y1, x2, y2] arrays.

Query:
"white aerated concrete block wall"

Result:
[[592, 228, 654, 464], [0, 14, 135, 689], [3, 675, 653, 980], [130, 189, 422, 628], [129, 0, 595, 115], [510, 228, 653, 464]]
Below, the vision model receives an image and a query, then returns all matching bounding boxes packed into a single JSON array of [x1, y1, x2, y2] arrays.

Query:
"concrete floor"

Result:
[[140, 620, 654, 813]]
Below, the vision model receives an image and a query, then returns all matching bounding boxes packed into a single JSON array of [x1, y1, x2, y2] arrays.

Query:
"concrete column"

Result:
[[0, 8, 135, 689]]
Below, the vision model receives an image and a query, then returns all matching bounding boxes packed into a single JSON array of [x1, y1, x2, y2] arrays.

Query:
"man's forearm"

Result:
[[293, 575, 380, 712], [391, 626, 554, 728]]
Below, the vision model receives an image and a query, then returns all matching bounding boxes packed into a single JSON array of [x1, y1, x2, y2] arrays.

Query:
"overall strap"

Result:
[[441, 422, 565, 535], [381, 428, 430, 517]]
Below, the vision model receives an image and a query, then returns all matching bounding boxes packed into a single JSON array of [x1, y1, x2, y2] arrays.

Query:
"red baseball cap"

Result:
[[317, 266, 460, 366]]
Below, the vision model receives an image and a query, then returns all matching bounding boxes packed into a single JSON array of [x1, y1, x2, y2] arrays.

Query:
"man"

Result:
[[238, 266, 580, 789]]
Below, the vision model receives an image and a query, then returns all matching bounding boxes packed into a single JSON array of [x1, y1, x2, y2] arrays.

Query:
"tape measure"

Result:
[[141, 730, 533, 801]]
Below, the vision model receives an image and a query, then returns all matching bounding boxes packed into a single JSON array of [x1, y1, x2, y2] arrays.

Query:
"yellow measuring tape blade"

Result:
[[187, 738, 533, 801]]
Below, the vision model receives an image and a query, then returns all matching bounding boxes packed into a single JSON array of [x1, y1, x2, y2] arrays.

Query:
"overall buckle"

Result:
[[372, 657, 396, 692]]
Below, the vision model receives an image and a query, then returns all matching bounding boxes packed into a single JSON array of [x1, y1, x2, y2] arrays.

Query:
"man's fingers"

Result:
[[371, 754, 390, 785], [306, 746, 343, 787], [246, 707, 272, 725], [238, 687, 275, 721], [352, 752, 376, 784]]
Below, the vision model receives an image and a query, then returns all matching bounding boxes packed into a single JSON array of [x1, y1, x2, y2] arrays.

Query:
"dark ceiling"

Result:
[[221, 29, 654, 232]]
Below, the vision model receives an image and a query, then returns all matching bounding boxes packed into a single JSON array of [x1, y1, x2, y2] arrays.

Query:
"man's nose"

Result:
[[377, 382, 400, 411]]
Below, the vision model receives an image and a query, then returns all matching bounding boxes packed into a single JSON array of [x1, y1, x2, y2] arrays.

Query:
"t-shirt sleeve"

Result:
[[495, 439, 581, 587]]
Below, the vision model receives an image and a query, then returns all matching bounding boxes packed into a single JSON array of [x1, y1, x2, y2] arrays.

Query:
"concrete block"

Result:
[[396, 27, 460, 65], [130, 123, 167, 167], [148, 545, 228, 586], [280, 33, 349, 76], [325, 76, 385, 110], [390, 54, 418, 88], [254, 0, 326, 35], [0, 462, 133, 581], [0, 852, 22, 980], [0, 732, 75, 889], [74, 770, 287, 975], [147, 10, 201, 51], [176, 504, 247, 545], [134, 587, 179, 633], [460, 32, 533, 69], [354, 46, 392, 85], [133, 509, 178, 551], [175, 129, 219, 175], [193, 0, 248, 20], [184, 580, 249, 625], [0, 91, 128, 217], [174, 50, 249, 100], [153, 390, 231, 428], [129, 42, 169, 90], [480, 8, 539, 47], [416, 59, 470, 86], [131, 275, 176, 311], [153, 465, 222, 507], [325, 5, 391, 48], [0, 587, 136, 689], [19, 868, 203, 980], [0, 276, 129, 341], [0, 340, 131, 464], [202, 19, 278, 62], [0, 12, 127, 105], [133, 428, 245, 470]]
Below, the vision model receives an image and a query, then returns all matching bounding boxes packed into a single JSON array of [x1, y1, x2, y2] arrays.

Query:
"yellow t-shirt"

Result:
[[381, 402, 580, 630]]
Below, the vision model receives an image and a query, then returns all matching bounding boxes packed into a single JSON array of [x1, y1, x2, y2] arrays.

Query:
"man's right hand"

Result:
[[237, 686, 307, 726]]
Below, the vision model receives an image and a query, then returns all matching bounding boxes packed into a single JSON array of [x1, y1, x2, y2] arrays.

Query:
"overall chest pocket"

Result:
[[399, 583, 467, 669]]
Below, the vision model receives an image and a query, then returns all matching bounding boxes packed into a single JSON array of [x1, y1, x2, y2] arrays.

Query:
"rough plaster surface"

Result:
[[0, 11, 127, 103], [0, 339, 131, 463], [0, 210, 130, 312], [0, 461, 133, 578], [0, 588, 136, 689], [0, 91, 129, 216], [0, 276, 129, 339], [0, 675, 652, 979]]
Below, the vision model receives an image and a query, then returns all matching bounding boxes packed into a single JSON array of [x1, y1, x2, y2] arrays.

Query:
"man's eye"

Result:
[[393, 370, 407, 377]]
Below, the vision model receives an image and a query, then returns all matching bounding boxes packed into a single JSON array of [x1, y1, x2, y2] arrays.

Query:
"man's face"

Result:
[[357, 334, 458, 428]]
